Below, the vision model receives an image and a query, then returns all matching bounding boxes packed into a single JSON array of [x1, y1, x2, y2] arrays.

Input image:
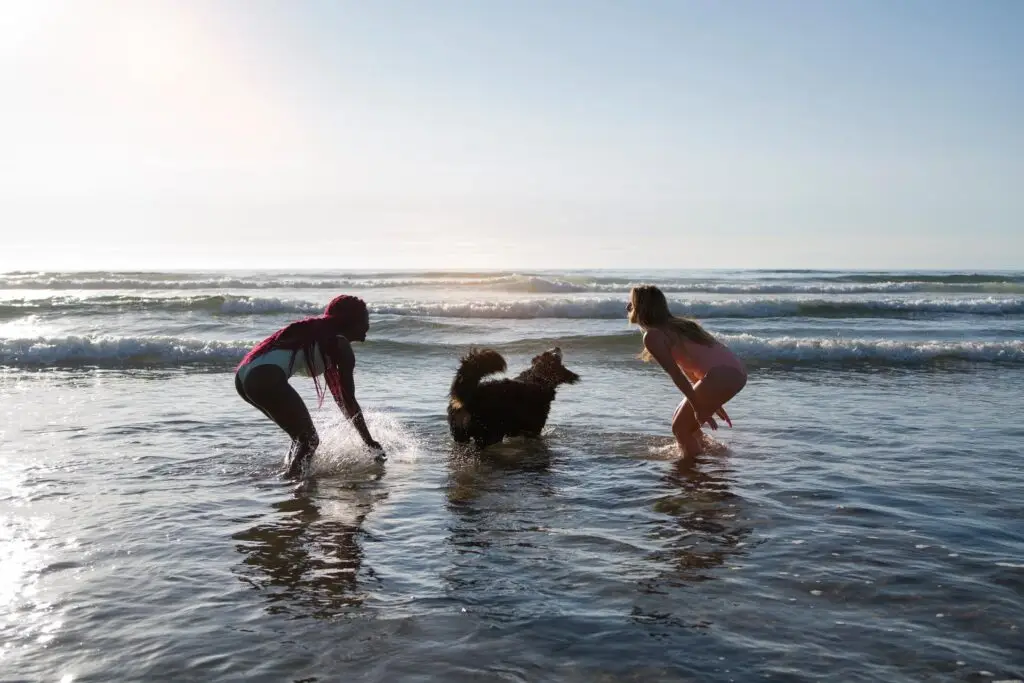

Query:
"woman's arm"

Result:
[[643, 330, 697, 402], [644, 330, 721, 428], [716, 406, 733, 427], [329, 339, 382, 451]]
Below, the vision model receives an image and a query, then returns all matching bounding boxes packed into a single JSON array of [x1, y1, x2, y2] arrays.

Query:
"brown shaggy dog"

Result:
[[447, 347, 581, 449]]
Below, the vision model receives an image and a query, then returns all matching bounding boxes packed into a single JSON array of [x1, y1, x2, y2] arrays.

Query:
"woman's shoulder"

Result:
[[309, 333, 353, 355]]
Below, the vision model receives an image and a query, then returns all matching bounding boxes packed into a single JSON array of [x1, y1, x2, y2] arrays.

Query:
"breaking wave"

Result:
[[2, 295, 1022, 320], [2, 271, 1023, 294], [3, 333, 1021, 368]]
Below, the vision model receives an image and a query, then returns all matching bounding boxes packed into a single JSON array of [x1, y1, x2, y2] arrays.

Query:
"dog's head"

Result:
[[528, 347, 581, 386]]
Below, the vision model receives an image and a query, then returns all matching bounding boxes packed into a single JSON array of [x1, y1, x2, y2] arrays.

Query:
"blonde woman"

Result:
[[627, 285, 747, 457]]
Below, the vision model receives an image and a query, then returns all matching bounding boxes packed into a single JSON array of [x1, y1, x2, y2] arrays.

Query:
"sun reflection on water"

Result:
[[1, 461, 67, 664]]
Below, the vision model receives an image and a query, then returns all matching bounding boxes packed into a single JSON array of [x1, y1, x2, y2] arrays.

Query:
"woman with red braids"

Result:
[[235, 295, 385, 478]]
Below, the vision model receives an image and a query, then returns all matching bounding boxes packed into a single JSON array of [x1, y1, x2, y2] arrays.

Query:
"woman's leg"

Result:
[[671, 367, 747, 458], [671, 397, 703, 457], [240, 365, 320, 477], [236, 372, 275, 422]]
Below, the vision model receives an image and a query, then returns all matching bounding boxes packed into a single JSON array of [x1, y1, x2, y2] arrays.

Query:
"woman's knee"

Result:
[[672, 405, 697, 437]]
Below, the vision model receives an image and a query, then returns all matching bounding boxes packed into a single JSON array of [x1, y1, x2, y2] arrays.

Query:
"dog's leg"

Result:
[[474, 430, 504, 449], [449, 407, 474, 443]]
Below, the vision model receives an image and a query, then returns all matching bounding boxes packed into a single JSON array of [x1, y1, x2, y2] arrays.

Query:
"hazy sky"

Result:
[[1, 0, 1021, 271]]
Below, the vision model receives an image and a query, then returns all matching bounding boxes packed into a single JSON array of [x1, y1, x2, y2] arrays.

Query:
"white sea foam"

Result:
[[3, 271, 1023, 294], [2, 333, 1021, 368], [2, 294, 1021, 319], [370, 296, 1024, 319], [0, 335, 252, 366], [722, 334, 1024, 365]]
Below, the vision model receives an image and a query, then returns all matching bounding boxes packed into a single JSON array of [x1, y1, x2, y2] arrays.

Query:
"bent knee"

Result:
[[672, 410, 697, 436]]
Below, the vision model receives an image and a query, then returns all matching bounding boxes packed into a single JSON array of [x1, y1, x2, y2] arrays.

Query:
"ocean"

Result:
[[2, 269, 1022, 682]]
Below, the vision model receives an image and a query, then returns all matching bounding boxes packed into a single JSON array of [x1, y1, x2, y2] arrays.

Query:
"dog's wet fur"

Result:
[[447, 347, 581, 449]]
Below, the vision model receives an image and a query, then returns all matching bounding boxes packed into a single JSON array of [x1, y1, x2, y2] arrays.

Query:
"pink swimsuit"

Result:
[[671, 338, 747, 382]]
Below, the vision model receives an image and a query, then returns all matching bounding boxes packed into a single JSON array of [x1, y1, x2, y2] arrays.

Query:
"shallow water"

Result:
[[2, 270, 1022, 681]]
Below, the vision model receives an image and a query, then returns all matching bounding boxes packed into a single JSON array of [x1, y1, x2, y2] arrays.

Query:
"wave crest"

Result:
[[2, 295, 1023, 320], [2, 333, 1021, 369], [3, 271, 1024, 294]]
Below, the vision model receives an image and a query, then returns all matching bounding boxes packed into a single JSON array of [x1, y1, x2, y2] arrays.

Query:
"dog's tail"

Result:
[[449, 348, 507, 408]]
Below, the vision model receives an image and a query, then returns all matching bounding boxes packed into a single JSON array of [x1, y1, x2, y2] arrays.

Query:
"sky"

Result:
[[0, 0, 1021, 271]]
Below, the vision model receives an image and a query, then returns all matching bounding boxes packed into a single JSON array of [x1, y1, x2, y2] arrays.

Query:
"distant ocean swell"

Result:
[[2, 295, 1023, 320], [2, 272, 1024, 294], [3, 334, 1022, 368]]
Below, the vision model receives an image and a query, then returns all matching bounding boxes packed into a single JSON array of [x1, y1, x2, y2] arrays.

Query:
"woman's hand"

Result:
[[715, 406, 733, 428], [366, 438, 387, 462], [691, 397, 717, 430]]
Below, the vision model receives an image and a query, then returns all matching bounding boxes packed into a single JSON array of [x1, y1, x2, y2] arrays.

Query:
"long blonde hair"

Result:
[[627, 284, 716, 361]]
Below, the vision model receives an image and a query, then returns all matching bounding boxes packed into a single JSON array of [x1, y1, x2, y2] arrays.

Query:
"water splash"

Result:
[[308, 409, 423, 475], [644, 431, 730, 460]]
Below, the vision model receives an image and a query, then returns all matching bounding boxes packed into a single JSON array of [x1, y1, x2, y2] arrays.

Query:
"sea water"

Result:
[[2, 269, 1022, 681]]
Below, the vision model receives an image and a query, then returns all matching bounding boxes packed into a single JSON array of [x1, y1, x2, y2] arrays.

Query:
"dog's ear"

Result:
[[549, 347, 579, 384], [536, 347, 562, 366], [532, 349, 555, 366]]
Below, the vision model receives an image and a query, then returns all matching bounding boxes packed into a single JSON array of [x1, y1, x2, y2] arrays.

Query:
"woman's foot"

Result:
[[284, 450, 311, 479], [284, 434, 319, 479]]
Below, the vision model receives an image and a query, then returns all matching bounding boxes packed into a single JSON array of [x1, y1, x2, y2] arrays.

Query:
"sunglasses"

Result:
[[625, 301, 633, 312]]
